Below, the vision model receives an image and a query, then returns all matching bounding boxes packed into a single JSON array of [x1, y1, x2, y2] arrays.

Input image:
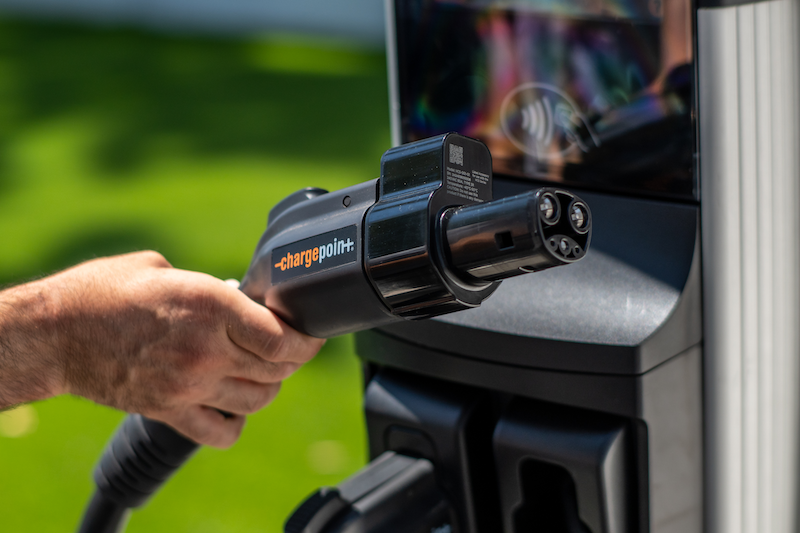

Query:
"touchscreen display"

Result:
[[395, 0, 695, 200]]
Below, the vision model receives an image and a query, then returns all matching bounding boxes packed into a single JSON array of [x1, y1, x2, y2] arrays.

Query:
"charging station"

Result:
[[77, 0, 800, 532], [290, 0, 800, 532]]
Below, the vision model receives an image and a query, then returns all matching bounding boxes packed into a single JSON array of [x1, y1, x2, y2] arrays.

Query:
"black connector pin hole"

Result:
[[539, 193, 560, 225], [342, 195, 352, 208]]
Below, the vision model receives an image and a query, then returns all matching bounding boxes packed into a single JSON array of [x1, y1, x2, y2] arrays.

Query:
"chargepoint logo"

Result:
[[500, 82, 600, 161], [273, 236, 354, 270], [271, 226, 357, 283]]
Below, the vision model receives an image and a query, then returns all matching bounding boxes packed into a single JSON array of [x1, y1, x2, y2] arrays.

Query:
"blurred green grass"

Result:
[[0, 18, 391, 532]]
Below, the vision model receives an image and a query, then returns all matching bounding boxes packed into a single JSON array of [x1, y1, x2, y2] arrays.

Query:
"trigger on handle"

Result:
[[268, 188, 329, 226]]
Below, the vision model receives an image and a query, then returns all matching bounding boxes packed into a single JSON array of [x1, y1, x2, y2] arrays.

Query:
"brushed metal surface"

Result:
[[699, 2, 800, 532]]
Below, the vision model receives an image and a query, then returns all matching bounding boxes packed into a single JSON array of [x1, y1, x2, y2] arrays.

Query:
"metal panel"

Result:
[[385, 0, 401, 147], [735, 8, 758, 533], [698, 8, 742, 533], [698, 1, 800, 532], [753, 5, 775, 532], [768, 0, 800, 529]]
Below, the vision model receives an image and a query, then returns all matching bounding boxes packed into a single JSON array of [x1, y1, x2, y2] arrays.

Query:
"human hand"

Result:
[[0, 251, 324, 448]]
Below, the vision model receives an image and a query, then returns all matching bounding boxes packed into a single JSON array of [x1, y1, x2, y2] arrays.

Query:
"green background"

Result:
[[0, 18, 391, 532]]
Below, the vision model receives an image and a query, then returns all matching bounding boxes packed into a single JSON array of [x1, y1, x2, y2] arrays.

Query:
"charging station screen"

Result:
[[394, 0, 696, 200]]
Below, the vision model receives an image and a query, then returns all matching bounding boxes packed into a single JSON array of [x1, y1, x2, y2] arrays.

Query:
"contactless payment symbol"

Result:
[[500, 83, 600, 161]]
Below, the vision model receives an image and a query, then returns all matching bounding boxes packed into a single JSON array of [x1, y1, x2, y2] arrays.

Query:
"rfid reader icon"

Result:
[[500, 83, 600, 161]]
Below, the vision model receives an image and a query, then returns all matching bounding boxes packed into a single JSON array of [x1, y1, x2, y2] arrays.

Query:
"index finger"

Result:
[[224, 289, 324, 364]]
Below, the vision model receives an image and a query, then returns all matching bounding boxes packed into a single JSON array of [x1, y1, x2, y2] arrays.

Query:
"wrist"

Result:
[[0, 278, 65, 407]]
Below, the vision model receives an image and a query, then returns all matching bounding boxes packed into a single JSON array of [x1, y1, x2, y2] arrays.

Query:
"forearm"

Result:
[[0, 279, 64, 409]]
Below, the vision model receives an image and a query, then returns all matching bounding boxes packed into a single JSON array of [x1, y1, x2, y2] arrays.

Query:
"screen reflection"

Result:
[[397, 0, 695, 200]]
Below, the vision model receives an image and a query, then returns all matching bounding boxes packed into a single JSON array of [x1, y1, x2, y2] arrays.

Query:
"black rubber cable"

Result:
[[77, 415, 199, 533], [77, 492, 130, 533]]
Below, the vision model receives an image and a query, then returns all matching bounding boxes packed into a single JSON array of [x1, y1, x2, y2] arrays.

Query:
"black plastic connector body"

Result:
[[362, 134, 498, 319], [444, 189, 591, 282], [240, 132, 593, 335], [284, 452, 455, 533]]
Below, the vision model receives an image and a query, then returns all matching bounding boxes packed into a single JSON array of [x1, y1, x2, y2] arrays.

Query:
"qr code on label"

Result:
[[449, 144, 464, 166]]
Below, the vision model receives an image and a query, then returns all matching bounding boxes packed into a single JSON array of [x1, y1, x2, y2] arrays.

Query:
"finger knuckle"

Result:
[[261, 332, 288, 362], [188, 422, 215, 445], [241, 393, 263, 414], [273, 362, 301, 381], [258, 360, 283, 380], [263, 383, 281, 404], [138, 250, 171, 268], [243, 385, 275, 413], [216, 419, 245, 449], [304, 340, 325, 361]]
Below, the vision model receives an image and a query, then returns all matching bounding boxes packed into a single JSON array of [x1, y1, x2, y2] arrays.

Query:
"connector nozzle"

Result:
[[443, 189, 591, 282]]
